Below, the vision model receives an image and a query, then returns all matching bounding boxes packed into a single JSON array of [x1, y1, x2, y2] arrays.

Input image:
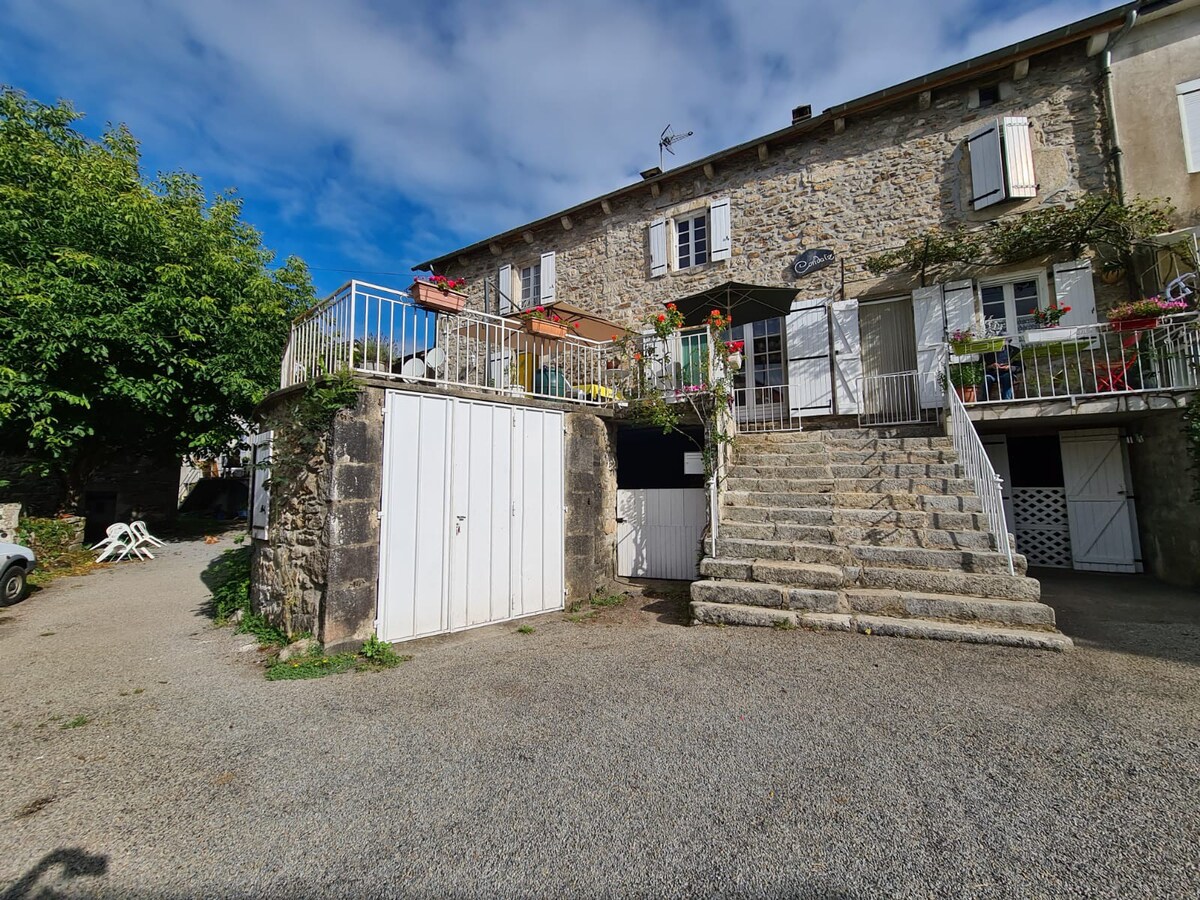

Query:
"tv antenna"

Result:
[[659, 124, 694, 169]]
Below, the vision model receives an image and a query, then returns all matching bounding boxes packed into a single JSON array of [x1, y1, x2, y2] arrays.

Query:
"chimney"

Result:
[[791, 104, 812, 125]]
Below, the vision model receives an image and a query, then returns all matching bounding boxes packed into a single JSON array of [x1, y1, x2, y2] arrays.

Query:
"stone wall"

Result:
[[564, 411, 617, 601], [437, 41, 1115, 326], [1128, 407, 1200, 588]]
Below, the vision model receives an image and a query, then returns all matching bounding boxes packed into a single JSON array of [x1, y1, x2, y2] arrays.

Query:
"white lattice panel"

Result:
[[1013, 487, 1072, 568]]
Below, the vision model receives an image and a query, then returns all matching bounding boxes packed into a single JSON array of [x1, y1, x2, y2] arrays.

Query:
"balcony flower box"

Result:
[[410, 277, 467, 314], [1110, 316, 1158, 333], [525, 317, 569, 339], [1023, 326, 1082, 345], [952, 337, 1006, 354]]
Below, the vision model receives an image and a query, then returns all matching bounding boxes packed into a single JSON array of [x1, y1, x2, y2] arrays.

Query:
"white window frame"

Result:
[[519, 262, 541, 306], [978, 269, 1050, 336], [674, 211, 710, 270], [1177, 78, 1200, 174]]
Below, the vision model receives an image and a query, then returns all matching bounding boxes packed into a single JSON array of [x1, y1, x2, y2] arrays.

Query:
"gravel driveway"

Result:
[[2, 538, 1199, 899]]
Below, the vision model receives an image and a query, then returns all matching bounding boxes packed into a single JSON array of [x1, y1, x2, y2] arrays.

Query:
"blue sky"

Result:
[[1, 0, 1114, 296]]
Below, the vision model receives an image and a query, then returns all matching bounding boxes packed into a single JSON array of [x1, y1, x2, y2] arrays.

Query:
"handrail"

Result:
[[946, 384, 1015, 575]]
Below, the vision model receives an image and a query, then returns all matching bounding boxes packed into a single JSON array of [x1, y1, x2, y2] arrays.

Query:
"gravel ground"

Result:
[[1, 539, 1199, 899]]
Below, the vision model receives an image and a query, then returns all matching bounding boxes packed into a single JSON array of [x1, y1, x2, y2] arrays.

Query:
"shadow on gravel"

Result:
[[1, 848, 108, 899], [195, 545, 250, 621], [624, 579, 692, 625], [1034, 567, 1200, 665]]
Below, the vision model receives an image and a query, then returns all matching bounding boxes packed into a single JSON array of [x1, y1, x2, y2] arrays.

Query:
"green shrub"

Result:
[[16, 517, 94, 585]]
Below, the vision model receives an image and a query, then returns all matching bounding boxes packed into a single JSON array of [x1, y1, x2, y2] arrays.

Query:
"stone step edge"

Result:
[[688, 601, 1073, 651]]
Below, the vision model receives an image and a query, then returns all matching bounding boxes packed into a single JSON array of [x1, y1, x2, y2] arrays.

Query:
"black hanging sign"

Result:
[[792, 247, 836, 277]]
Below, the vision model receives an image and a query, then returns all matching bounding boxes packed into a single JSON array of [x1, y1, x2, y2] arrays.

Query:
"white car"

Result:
[[0, 542, 36, 604]]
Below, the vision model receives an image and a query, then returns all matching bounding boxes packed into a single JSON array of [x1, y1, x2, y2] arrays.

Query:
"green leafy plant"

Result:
[[940, 361, 985, 389], [264, 640, 411, 681], [516, 624, 536, 634], [0, 88, 317, 511], [265, 369, 360, 492], [15, 516, 94, 585]]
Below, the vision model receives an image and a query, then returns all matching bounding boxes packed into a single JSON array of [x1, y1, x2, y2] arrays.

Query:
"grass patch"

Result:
[[265, 639, 411, 682], [516, 624, 535, 634], [60, 715, 89, 729], [589, 592, 626, 608], [205, 546, 287, 647], [564, 589, 628, 623], [771, 618, 797, 631]]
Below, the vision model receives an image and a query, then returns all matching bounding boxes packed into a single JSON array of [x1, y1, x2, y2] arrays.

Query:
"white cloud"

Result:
[[1, 0, 1115, 270]]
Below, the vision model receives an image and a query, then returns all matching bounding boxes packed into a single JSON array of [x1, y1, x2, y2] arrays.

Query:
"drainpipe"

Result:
[[1101, 6, 1140, 202]]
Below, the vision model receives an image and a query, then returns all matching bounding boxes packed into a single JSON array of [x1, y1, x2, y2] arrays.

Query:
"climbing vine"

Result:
[[865, 195, 1177, 288], [265, 369, 361, 491], [614, 306, 737, 479]]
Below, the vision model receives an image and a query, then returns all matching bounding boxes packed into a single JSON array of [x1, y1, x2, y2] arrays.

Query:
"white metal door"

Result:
[[981, 435, 1014, 535], [912, 285, 945, 409], [786, 303, 832, 416], [615, 489, 706, 580], [378, 392, 565, 642], [1060, 430, 1137, 573]]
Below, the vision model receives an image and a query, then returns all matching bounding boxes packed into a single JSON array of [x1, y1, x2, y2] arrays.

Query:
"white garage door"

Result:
[[377, 391, 565, 642]]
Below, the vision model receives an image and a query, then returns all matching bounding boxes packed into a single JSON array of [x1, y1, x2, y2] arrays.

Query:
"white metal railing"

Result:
[[949, 312, 1200, 406], [282, 281, 617, 405], [946, 385, 1014, 576], [858, 371, 937, 426], [729, 384, 802, 432]]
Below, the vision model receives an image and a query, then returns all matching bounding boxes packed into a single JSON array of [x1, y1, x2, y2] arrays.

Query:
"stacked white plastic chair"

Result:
[[91, 521, 164, 562]]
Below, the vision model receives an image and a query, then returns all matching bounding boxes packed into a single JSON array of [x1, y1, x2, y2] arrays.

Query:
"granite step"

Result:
[[688, 601, 1072, 651], [709, 538, 850, 566], [724, 476, 977, 495], [721, 505, 990, 531], [846, 544, 1024, 576], [842, 588, 1056, 628], [827, 449, 957, 464], [718, 521, 996, 550], [690, 579, 841, 612], [855, 567, 1041, 602], [723, 491, 984, 512], [727, 463, 962, 479]]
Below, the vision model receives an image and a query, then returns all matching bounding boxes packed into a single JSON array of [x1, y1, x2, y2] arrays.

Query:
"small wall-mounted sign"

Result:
[[792, 247, 836, 277], [683, 452, 704, 475]]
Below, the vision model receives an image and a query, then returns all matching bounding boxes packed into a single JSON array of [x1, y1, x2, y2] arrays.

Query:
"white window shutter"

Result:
[[831, 299, 861, 415], [709, 198, 732, 261], [1053, 259, 1098, 327], [498, 264, 513, 315], [649, 218, 667, 278], [785, 302, 833, 416], [539, 251, 556, 303], [968, 119, 1005, 210], [1178, 79, 1200, 173], [250, 431, 273, 541], [1001, 116, 1037, 199], [943, 280, 977, 335], [912, 285, 946, 408]]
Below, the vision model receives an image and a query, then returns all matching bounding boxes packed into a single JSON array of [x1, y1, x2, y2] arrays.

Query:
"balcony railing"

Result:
[[282, 281, 618, 405], [948, 313, 1200, 406]]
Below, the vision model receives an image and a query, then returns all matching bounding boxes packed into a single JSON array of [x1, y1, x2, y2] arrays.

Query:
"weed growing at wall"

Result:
[[207, 546, 287, 646], [266, 369, 361, 492], [16, 517, 94, 586], [264, 638, 411, 681]]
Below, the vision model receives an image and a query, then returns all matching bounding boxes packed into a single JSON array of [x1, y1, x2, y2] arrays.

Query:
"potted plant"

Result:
[[949, 327, 1004, 355], [410, 275, 467, 313], [940, 360, 984, 403], [1106, 296, 1188, 331], [521, 305, 578, 339], [1023, 304, 1083, 344], [724, 339, 745, 371]]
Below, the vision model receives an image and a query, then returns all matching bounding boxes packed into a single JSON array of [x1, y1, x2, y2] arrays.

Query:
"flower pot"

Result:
[[525, 318, 568, 339], [605, 358, 619, 370], [1023, 326, 1081, 345], [1110, 316, 1158, 332], [952, 337, 1005, 354], [726, 351, 744, 371], [410, 280, 467, 314], [955, 385, 978, 403]]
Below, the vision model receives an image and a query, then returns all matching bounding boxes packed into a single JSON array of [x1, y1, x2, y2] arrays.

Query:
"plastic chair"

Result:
[[130, 521, 165, 548]]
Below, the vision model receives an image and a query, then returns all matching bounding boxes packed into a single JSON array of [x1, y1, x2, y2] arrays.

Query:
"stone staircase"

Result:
[[690, 425, 1073, 651]]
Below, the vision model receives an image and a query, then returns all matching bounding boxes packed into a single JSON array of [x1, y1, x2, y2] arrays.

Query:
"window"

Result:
[[980, 276, 1045, 335], [676, 213, 708, 269], [977, 84, 1000, 108], [1178, 78, 1200, 173], [520, 263, 541, 305], [968, 116, 1037, 210]]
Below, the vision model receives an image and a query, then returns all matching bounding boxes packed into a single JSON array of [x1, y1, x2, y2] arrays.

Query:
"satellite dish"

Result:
[[400, 358, 427, 383], [424, 347, 447, 372]]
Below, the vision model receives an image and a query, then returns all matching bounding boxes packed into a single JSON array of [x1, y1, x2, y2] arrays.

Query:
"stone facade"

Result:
[[251, 380, 617, 651], [1128, 408, 1200, 588], [434, 42, 1116, 326]]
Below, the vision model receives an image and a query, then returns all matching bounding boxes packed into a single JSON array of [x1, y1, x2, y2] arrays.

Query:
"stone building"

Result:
[[254, 2, 1200, 654]]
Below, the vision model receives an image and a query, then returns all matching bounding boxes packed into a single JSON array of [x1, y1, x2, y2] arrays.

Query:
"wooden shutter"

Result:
[[968, 120, 1005, 210], [709, 198, 732, 261], [1053, 259, 1098, 327], [250, 431, 273, 541], [539, 252, 556, 303], [498, 264, 513, 315], [912, 285, 946, 409], [786, 303, 833, 416], [1178, 79, 1200, 173], [1001, 116, 1037, 199], [942, 280, 977, 336], [831, 299, 861, 415], [649, 218, 667, 278]]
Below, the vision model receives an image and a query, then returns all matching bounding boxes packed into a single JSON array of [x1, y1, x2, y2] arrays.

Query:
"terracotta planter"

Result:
[[410, 280, 467, 314], [954, 385, 978, 403], [1110, 316, 1158, 332], [525, 318, 568, 339]]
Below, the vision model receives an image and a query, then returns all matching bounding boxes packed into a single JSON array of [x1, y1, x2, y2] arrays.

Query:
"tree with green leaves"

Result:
[[0, 88, 315, 510]]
